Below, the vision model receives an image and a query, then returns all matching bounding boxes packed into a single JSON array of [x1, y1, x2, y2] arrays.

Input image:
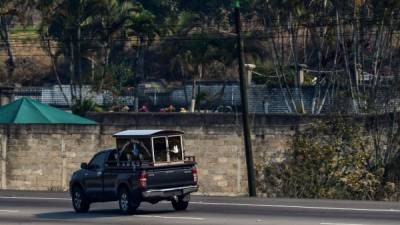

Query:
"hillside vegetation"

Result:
[[0, 0, 400, 113]]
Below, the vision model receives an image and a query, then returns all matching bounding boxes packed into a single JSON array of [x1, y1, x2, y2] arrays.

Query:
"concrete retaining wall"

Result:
[[0, 113, 317, 195]]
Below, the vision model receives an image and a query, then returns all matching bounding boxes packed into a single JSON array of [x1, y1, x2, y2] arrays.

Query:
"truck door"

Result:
[[84, 152, 108, 201], [103, 150, 119, 200]]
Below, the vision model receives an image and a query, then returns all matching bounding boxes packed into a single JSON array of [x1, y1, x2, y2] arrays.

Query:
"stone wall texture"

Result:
[[0, 113, 316, 196]]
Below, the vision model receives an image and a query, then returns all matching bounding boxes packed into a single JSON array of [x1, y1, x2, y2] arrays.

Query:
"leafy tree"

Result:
[[37, 0, 157, 109], [0, 0, 34, 81], [38, 0, 105, 103], [155, 1, 239, 111], [90, 0, 155, 91]]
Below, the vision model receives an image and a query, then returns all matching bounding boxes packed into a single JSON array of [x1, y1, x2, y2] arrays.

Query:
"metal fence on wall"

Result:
[[13, 85, 136, 108], [11, 84, 400, 114]]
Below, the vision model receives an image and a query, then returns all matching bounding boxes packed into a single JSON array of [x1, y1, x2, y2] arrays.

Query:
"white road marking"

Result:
[[0, 209, 19, 213], [0, 196, 70, 201], [320, 223, 369, 225], [190, 201, 400, 213], [1, 196, 400, 213], [135, 215, 204, 220]]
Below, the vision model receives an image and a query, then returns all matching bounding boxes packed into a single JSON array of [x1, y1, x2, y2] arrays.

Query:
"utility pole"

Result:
[[234, 0, 256, 197]]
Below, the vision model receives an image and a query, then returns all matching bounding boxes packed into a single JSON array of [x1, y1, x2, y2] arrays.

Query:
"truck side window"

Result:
[[168, 136, 183, 162], [153, 137, 168, 163], [105, 150, 118, 167], [88, 152, 108, 170]]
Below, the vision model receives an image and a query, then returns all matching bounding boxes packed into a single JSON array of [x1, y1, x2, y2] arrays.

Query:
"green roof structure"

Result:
[[0, 97, 97, 125]]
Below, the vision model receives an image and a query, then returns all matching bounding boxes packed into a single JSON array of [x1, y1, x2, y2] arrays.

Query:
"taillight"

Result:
[[192, 167, 198, 183], [139, 171, 147, 188]]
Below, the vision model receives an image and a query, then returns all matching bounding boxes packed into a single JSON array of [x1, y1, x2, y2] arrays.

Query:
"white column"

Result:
[[236, 146, 242, 194], [1, 134, 7, 189], [61, 137, 67, 190]]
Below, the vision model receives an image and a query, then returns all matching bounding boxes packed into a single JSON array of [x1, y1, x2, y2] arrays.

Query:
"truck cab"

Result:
[[69, 130, 198, 214]]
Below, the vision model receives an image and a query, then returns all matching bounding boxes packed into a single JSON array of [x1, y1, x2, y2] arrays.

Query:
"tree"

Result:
[[38, 0, 159, 110], [0, 0, 34, 82], [90, 0, 154, 92], [157, 1, 238, 112], [38, 0, 105, 104]]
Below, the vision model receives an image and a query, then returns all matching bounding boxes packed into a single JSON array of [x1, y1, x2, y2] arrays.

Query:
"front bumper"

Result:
[[142, 185, 198, 198]]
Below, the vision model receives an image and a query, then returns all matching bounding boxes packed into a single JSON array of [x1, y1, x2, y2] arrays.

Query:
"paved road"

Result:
[[0, 190, 400, 225]]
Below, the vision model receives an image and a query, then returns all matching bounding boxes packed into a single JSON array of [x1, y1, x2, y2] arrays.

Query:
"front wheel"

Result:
[[119, 188, 140, 214], [71, 186, 90, 213], [171, 195, 189, 211]]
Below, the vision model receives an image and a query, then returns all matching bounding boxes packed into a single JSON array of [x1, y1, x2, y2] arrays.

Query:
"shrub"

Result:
[[72, 98, 102, 116], [262, 118, 397, 200]]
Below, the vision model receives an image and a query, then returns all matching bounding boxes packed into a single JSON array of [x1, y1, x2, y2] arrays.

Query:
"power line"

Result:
[[6, 13, 400, 36], [7, 10, 400, 32], [2, 30, 400, 48], [4, 22, 400, 43]]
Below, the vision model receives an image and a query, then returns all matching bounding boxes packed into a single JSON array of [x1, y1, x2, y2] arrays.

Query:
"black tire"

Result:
[[71, 186, 90, 213], [171, 195, 189, 211], [118, 187, 140, 215]]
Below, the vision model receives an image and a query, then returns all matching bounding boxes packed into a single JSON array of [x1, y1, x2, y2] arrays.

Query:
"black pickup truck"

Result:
[[69, 130, 198, 214]]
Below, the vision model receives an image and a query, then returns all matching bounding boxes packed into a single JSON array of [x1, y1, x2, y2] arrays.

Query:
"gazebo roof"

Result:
[[0, 97, 97, 125]]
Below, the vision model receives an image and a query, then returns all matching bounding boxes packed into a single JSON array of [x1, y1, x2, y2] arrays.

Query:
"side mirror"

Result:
[[81, 163, 88, 170]]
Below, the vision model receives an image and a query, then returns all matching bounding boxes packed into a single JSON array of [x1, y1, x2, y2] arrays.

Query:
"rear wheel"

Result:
[[118, 187, 140, 214], [71, 186, 90, 213], [171, 194, 189, 211]]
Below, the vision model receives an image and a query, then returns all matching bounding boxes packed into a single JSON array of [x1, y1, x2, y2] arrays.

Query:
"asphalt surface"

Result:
[[0, 190, 400, 225]]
